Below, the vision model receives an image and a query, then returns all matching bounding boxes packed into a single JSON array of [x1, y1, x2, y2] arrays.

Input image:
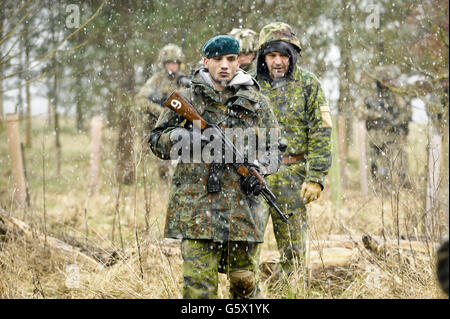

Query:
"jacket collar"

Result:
[[191, 68, 260, 111]]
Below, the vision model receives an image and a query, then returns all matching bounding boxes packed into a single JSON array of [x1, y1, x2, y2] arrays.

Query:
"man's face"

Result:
[[238, 52, 256, 66], [164, 61, 179, 74], [204, 54, 240, 86], [265, 51, 290, 80]]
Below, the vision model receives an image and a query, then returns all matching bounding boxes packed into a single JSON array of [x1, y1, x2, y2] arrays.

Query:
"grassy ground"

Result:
[[0, 116, 448, 299]]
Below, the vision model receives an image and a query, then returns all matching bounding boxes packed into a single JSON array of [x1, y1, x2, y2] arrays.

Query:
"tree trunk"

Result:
[[53, 64, 61, 177], [115, 4, 136, 185], [0, 61, 3, 131], [6, 114, 29, 207], [76, 100, 83, 131], [337, 115, 347, 189], [425, 123, 442, 241], [336, 0, 354, 190], [116, 94, 135, 185], [89, 116, 102, 196], [75, 69, 84, 131], [357, 120, 368, 196], [49, 7, 61, 177], [330, 115, 342, 211], [25, 19, 32, 148], [0, 10, 3, 130], [17, 75, 23, 119]]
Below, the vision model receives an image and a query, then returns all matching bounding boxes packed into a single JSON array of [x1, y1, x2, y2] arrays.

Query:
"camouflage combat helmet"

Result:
[[374, 65, 401, 83], [258, 22, 302, 52], [229, 28, 258, 54], [158, 43, 185, 65]]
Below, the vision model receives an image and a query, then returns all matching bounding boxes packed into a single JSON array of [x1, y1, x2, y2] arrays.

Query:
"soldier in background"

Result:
[[136, 44, 186, 179], [229, 28, 258, 72], [423, 76, 449, 134], [361, 65, 412, 188], [254, 22, 332, 278]]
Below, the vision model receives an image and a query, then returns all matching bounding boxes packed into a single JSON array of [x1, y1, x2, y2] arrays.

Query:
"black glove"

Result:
[[240, 164, 263, 196], [240, 174, 262, 196]]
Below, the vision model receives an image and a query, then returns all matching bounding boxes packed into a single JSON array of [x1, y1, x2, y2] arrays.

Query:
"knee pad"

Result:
[[230, 270, 256, 298]]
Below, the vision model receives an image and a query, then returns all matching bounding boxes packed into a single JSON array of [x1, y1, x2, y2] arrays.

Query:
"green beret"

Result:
[[202, 35, 240, 58]]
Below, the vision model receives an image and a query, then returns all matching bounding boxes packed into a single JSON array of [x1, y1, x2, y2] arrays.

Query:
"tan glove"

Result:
[[300, 182, 322, 204]]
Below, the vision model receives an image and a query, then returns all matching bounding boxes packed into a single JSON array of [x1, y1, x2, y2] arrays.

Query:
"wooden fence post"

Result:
[[357, 120, 369, 197], [6, 114, 28, 207], [425, 123, 442, 240], [330, 115, 342, 211], [89, 116, 102, 196]]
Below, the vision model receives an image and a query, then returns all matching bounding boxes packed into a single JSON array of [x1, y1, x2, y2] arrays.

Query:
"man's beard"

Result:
[[211, 74, 229, 87], [270, 68, 286, 79]]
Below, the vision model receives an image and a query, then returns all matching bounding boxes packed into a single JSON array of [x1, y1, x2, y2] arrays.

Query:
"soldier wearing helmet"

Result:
[[229, 28, 258, 71], [136, 43, 187, 180], [360, 65, 412, 188], [254, 22, 332, 278]]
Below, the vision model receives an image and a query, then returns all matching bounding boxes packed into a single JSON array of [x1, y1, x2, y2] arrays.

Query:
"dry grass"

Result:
[[0, 117, 448, 299]]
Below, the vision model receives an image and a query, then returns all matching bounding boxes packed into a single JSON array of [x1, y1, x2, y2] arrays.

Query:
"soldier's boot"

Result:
[[229, 270, 258, 299]]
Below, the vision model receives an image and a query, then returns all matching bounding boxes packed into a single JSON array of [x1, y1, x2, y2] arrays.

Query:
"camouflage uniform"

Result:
[[150, 65, 279, 298], [254, 22, 332, 276], [136, 44, 186, 179], [229, 28, 258, 72], [360, 66, 412, 187], [424, 77, 449, 135]]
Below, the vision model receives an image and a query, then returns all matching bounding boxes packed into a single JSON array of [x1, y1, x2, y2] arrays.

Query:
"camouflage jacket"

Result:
[[136, 70, 184, 129], [254, 65, 332, 188], [150, 68, 279, 243], [361, 88, 412, 135], [425, 87, 448, 134]]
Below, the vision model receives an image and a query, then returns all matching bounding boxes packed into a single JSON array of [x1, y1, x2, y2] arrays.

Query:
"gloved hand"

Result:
[[240, 174, 262, 196], [240, 164, 263, 196], [300, 182, 322, 204]]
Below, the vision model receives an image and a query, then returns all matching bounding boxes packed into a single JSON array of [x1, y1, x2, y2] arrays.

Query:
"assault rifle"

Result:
[[163, 91, 291, 223]]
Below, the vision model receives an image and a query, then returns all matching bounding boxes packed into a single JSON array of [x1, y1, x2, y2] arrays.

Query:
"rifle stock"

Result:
[[164, 91, 208, 130]]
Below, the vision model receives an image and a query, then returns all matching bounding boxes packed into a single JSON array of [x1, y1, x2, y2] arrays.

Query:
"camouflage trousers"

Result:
[[181, 239, 260, 299], [367, 132, 409, 188], [266, 164, 308, 276]]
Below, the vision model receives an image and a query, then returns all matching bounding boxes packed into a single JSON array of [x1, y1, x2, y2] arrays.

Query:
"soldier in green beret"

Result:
[[149, 35, 280, 298], [254, 22, 332, 278]]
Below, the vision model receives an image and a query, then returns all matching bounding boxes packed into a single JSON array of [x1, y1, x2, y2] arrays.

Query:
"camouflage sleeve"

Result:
[[305, 75, 332, 188], [135, 75, 165, 123], [256, 95, 280, 175], [149, 89, 189, 160]]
